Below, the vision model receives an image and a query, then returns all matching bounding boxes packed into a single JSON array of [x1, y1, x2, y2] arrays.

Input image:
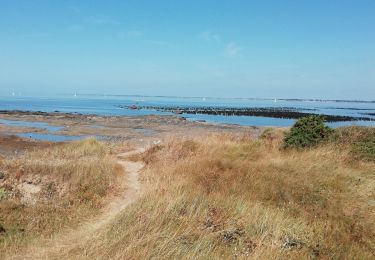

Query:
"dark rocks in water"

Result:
[[0, 110, 93, 117], [129, 105, 138, 110], [2, 110, 44, 115], [0, 110, 53, 116], [173, 109, 183, 114], [361, 113, 375, 116], [125, 105, 374, 122], [326, 107, 375, 111]]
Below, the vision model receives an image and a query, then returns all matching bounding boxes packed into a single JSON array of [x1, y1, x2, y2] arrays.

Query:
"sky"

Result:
[[0, 0, 374, 99]]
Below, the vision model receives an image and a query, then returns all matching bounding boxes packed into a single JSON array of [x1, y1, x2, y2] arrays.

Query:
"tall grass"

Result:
[[76, 131, 375, 259], [0, 138, 122, 257], [331, 126, 375, 161]]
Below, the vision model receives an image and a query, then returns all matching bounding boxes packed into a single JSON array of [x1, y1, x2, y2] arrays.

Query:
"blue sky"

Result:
[[0, 0, 374, 99]]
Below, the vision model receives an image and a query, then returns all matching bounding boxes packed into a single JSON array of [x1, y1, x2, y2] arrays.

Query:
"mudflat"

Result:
[[0, 110, 264, 153]]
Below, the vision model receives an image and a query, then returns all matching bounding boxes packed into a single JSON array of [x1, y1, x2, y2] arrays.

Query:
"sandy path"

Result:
[[10, 148, 145, 260]]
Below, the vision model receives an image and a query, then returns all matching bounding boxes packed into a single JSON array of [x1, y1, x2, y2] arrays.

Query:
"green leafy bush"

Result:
[[284, 115, 333, 148]]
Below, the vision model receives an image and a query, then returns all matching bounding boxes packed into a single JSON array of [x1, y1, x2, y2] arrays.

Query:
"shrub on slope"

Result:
[[284, 115, 333, 148]]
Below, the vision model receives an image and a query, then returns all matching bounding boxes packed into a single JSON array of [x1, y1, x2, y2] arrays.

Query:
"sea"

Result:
[[0, 94, 374, 128]]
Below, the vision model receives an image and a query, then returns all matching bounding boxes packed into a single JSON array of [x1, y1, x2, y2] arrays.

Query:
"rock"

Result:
[[24, 175, 41, 185], [282, 237, 304, 250], [0, 171, 4, 179], [222, 228, 244, 243], [0, 224, 5, 234]]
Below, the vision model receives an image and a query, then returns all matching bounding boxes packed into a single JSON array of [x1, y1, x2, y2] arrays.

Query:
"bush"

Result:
[[284, 115, 333, 148]]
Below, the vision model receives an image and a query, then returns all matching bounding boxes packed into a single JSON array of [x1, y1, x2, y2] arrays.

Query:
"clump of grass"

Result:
[[352, 135, 375, 161], [260, 127, 286, 148], [0, 138, 122, 256], [331, 126, 375, 161], [0, 188, 7, 201], [71, 134, 375, 259], [284, 115, 333, 148]]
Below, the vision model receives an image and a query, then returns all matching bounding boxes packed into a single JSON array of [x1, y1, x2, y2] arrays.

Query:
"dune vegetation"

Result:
[[0, 138, 123, 257], [66, 127, 375, 259], [1, 123, 375, 259]]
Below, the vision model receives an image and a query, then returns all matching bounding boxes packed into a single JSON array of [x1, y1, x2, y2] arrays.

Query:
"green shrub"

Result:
[[284, 115, 333, 148]]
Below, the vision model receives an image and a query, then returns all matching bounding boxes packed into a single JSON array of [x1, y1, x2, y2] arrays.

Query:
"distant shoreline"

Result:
[[74, 93, 375, 103]]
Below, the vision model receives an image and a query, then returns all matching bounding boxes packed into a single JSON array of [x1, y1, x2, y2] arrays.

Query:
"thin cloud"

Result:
[[127, 30, 143, 37], [198, 31, 220, 42], [226, 42, 241, 57], [116, 30, 144, 39], [68, 6, 81, 14], [116, 32, 126, 39], [86, 16, 121, 25], [145, 40, 169, 46], [17, 33, 49, 39], [67, 25, 84, 32]]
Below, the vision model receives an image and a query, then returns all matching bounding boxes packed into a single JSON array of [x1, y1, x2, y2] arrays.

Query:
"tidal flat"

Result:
[[0, 110, 263, 155]]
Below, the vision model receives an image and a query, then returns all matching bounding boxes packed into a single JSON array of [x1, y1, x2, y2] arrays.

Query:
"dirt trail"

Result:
[[10, 148, 145, 260]]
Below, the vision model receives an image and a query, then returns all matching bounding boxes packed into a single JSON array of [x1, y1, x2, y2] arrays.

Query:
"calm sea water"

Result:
[[0, 95, 374, 127]]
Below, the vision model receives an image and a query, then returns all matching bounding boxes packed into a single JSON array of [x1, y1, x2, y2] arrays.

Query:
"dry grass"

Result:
[[0, 138, 123, 257], [2, 127, 374, 259], [72, 130, 375, 259], [331, 126, 375, 161]]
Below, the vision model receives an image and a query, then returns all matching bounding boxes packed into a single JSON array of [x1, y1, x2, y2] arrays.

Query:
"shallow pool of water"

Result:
[[17, 133, 83, 142], [16, 133, 113, 142], [0, 119, 63, 132]]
